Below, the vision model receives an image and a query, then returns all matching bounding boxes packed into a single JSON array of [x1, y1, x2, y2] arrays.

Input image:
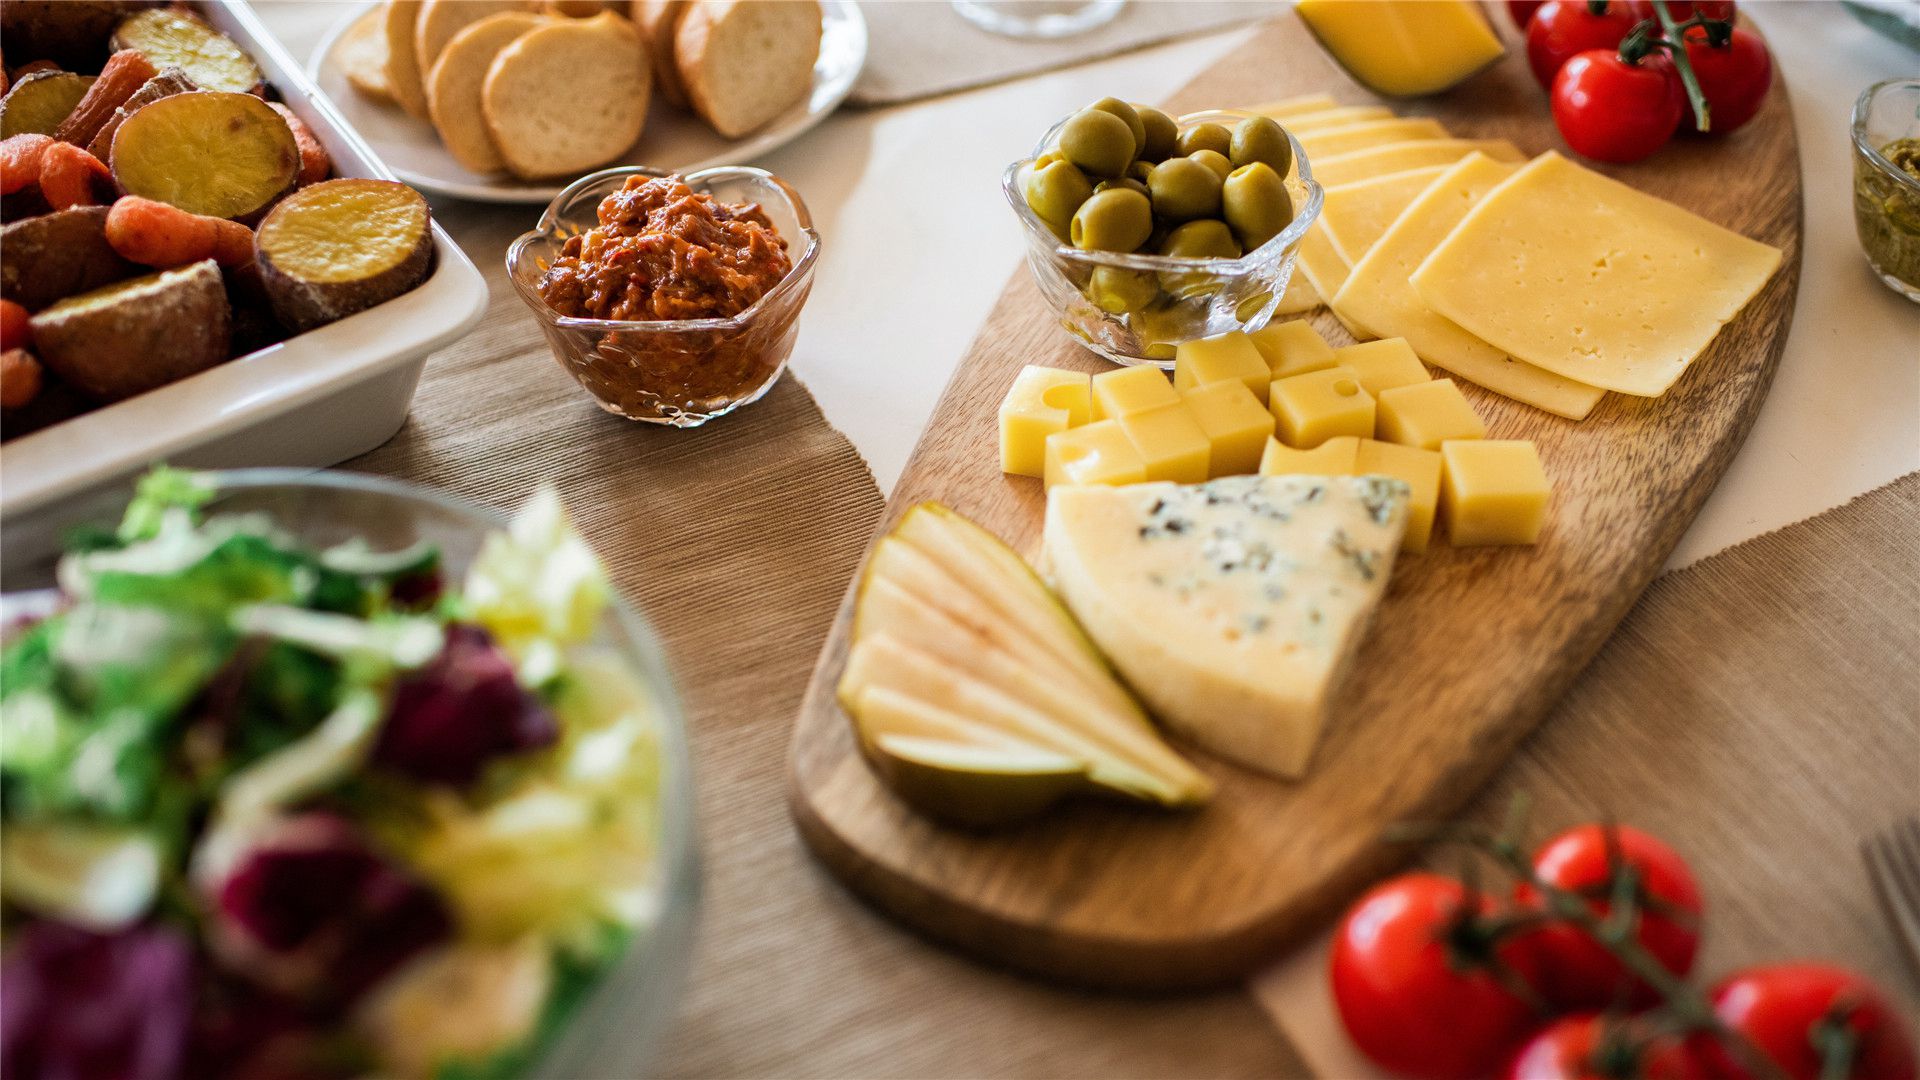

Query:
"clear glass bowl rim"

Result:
[[506, 164, 822, 333], [1001, 108, 1325, 273], [1851, 78, 1920, 200]]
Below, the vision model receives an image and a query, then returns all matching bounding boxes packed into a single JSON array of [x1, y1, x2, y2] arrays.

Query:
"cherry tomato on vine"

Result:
[[1509, 0, 1547, 27], [1703, 965, 1917, 1080], [1514, 824, 1701, 1009], [1679, 24, 1772, 133], [1527, 0, 1646, 87], [1332, 873, 1545, 1080], [1551, 50, 1686, 163], [1502, 1013, 1707, 1080], [1653, 0, 1735, 21]]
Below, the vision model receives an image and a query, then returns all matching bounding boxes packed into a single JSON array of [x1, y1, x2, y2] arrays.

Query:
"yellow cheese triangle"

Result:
[[1332, 153, 1606, 421]]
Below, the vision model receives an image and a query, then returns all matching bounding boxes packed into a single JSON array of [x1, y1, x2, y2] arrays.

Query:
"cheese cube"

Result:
[[1355, 438, 1442, 553], [1181, 381, 1275, 477], [998, 366, 1092, 477], [1174, 331, 1271, 404], [1332, 338, 1431, 396], [1271, 367, 1376, 448], [1247, 319, 1337, 379], [1260, 435, 1359, 477], [1045, 421, 1148, 489], [1376, 378, 1485, 450], [1441, 439, 1550, 546], [1091, 365, 1180, 420], [1117, 405, 1211, 483]]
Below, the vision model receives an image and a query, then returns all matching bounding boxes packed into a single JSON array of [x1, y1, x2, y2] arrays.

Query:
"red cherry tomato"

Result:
[[1527, 0, 1646, 87], [1680, 24, 1772, 133], [1332, 873, 1545, 1080], [1656, 0, 1735, 20], [1503, 1013, 1707, 1080], [1514, 824, 1701, 1009], [1509, 0, 1547, 27], [1705, 964, 1917, 1080], [1550, 50, 1686, 163]]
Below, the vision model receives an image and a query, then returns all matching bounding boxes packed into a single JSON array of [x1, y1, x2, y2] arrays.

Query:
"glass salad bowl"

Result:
[[1003, 109, 1323, 367], [0, 469, 698, 1080], [507, 165, 821, 427]]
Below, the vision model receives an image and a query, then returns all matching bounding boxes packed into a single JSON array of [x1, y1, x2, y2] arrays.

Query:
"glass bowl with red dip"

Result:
[[508, 166, 819, 426]]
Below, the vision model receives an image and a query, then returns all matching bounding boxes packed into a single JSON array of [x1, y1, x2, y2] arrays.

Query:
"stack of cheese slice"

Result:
[[1044, 474, 1409, 780], [838, 503, 1211, 826]]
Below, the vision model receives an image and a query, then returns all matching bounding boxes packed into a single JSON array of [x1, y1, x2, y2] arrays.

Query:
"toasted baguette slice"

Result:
[[335, 8, 392, 102], [676, 0, 821, 139], [631, 0, 688, 108], [481, 12, 648, 180], [428, 11, 547, 174], [383, 0, 430, 118], [546, 0, 612, 13], [415, 0, 534, 75]]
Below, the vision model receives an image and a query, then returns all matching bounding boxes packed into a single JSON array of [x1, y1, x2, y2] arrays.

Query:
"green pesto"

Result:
[[1855, 136, 1920, 288]]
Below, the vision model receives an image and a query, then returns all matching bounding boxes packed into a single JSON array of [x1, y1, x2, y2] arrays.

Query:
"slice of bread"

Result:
[[481, 12, 649, 180], [427, 11, 547, 174], [336, 6, 392, 102], [631, 0, 688, 109], [382, 0, 429, 118], [676, 0, 822, 139], [415, 0, 534, 77], [545, 0, 613, 14]]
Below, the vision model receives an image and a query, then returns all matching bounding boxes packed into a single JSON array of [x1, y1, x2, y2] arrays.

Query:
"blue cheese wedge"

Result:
[[1042, 475, 1408, 779]]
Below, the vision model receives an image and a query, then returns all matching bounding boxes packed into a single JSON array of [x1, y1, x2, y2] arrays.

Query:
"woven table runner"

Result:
[[850, 0, 1262, 107], [1253, 473, 1920, 1076], [349, 201, 1299, 1078]]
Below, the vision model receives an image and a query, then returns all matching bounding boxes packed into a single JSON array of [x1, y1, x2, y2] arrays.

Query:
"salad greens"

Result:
[[0, 470, 666, 1080]]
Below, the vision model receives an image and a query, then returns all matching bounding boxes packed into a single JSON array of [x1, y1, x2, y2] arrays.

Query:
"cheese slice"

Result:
[[1248, 93, 1340, 119], [1311, 138, 1521, 187], [1297, 117, 1449, 160], [1043, 474, 1408, 779], [1275, 273, 1321, 315], [1333, 153, 1606, 421], [1279, 104, 1395, 133], [1411, 151, 1784, 397], [1319, 164, 1449, 264]]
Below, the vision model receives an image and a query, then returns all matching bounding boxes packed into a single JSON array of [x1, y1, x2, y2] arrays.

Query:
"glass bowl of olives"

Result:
[[1003, 100, 1323, 366]]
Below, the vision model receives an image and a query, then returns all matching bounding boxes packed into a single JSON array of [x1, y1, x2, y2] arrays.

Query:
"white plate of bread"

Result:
[[308, 0, 866, 203]]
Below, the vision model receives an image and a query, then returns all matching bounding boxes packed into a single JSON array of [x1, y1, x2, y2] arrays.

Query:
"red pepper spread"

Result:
[[539, 174, 791, 322]]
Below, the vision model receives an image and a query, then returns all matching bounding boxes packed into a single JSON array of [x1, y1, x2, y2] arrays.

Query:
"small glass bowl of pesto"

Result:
[[1851, 78, 1920, 303]]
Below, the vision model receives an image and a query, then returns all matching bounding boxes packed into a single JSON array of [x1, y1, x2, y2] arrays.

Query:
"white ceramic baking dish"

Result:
[[0, 0, 487, 574]]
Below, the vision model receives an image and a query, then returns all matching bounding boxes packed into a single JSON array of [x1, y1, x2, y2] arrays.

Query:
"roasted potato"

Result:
[[255, 179, 433, 332], [110, 90, 298, 222], [0, 1, 146, 70], [0, 204, 136, 310], [28, 258, 229, 401]]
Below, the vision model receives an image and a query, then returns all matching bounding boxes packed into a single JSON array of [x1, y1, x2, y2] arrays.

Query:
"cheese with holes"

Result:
[[1297, 0, 1506, 98], [1313, 139, 1522, 187], [1043, 474, 1407, 778], [1298, 117, 1449, 159], [1331, 153, 1607, 421], [1045, 420, 1146, 489], [999, 366, 1091, 477], [1412, 152, 1783, 397]]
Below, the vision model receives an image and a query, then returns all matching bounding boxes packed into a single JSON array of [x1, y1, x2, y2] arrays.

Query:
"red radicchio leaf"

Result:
[[0, 920, 195, 1080], [371, 623, 558, 786]]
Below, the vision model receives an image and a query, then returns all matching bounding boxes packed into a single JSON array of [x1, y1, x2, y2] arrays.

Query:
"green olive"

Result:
[[1058, 108, 1136, 178], [1189, 149, 1232, 181], [1146, 156, 1222, 222], [1085, 265, 1157, 314], [1134, 104, 1178, 162], [1222, 162, 1294, 251], [1229, 116, 1292, 175], [1158, 218, 1241, 260], [1126, 159, 1155, 185], [1033, 149, 1068, 169], [1176, 122, 1232, 159], [1024, 159, 1093, 239], [1095, 177, 1150, 198], [1070, 188, 1153, 252], [1144, 342, 1178, 362], [1088, 96, 1146, 157]]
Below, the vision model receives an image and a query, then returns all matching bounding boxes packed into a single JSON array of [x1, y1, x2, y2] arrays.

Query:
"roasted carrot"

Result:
[[36, 141, 109, 210], [9, 60, 58, 81], [268, 103, 331, 187], [0, 300, 30, 352], [105, 195, 256, 269], [54, 49, 156, 147], [0, 133, 53, 194], [1, 349, 43, 410]]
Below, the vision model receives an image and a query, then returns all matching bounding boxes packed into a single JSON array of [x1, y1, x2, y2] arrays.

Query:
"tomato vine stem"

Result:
[[1649, 0, 1714, 131]]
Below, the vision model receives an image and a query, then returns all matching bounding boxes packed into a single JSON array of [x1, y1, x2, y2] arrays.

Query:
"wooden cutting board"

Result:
[[788, 12, 1802, 989]]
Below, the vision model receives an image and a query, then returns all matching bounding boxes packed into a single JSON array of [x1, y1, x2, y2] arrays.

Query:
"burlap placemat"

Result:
[[1253, 472, 1920, 1076], [351, 202, 1298, 1078], [850, 0, 1262, 107]]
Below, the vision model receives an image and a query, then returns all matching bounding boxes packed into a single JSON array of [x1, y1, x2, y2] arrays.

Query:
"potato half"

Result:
[[29, 259, 230, 402]]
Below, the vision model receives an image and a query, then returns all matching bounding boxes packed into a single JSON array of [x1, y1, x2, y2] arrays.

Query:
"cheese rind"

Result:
[[1043, 475, 1408, 778], [1330, 153, 1606, 421], [1411, 151, 1783, 397]]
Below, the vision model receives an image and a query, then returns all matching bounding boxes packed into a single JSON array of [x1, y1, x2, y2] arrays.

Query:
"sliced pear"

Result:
[[869, 733, 1088, 828], [840, 682, 1033, 752]]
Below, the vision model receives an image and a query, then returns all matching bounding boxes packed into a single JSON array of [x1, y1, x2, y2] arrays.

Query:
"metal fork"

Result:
[[1862, 815, 1920, 988]]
